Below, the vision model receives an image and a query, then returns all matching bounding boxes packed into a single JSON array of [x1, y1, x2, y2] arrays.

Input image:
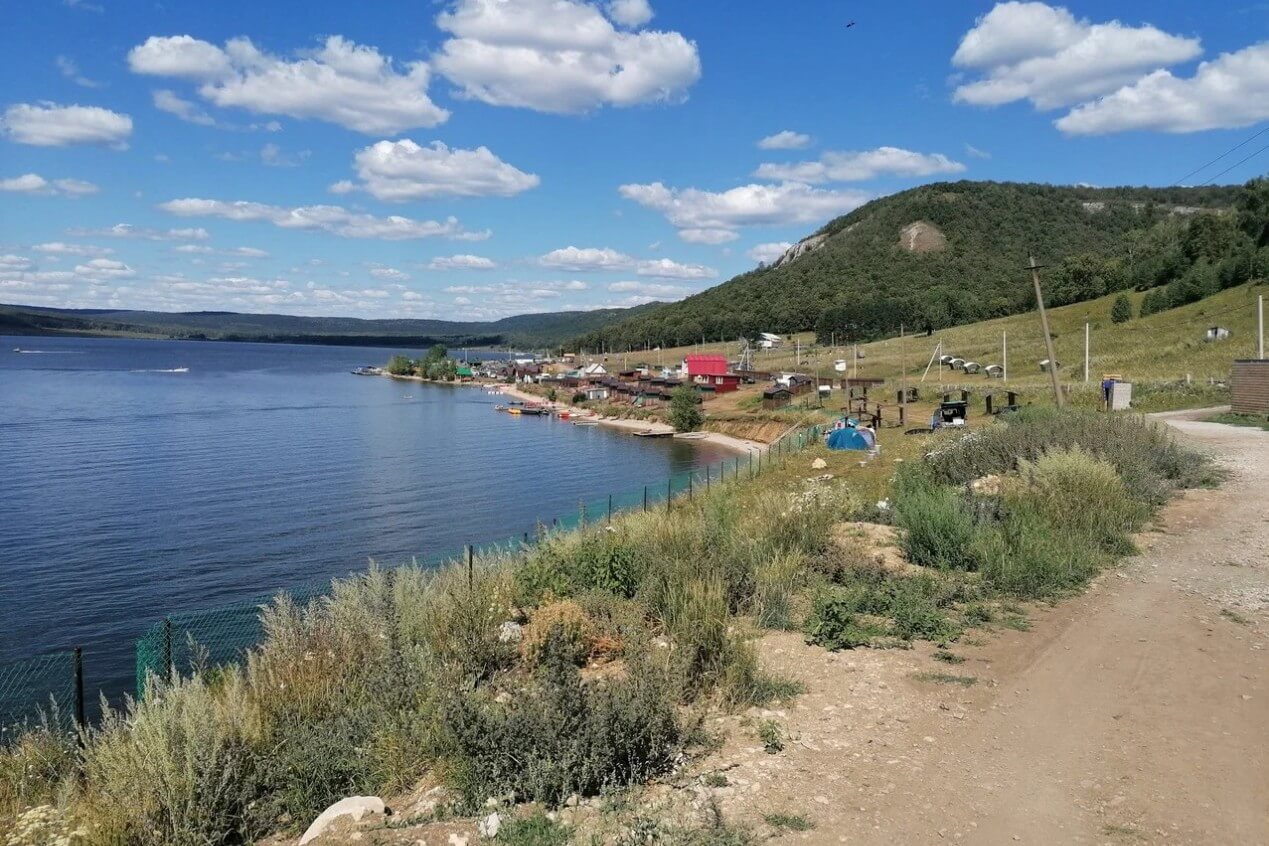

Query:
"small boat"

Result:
[[573, 419, 599, 426], [633, 429, 673, 438], [508, 407, 523, 415], [556, 410, 571, 419], [351, 366, 381, 375], [494, 404, 509, 412]]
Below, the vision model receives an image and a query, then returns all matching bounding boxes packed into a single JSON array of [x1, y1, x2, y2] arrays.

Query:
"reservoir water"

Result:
[[0, 335, 735, 705]]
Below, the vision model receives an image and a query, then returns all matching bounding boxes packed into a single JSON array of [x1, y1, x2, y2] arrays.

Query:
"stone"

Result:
[[498, 621, 523, 643], [811, 457, 828, 470], [449, 835, 469, 846], [479, 812, 502, 838], [299, 796, 385, 845]]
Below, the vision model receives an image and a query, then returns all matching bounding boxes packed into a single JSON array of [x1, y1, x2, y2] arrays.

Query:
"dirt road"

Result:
[[710, 409, 1267, 845]]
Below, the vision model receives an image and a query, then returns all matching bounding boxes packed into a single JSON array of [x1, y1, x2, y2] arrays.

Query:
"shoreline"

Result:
[[489, 383, 765, 455]]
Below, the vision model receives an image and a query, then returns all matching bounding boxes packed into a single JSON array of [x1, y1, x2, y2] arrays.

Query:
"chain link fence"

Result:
[[4, 424, 824, 726], [0, 650, 83, 744]]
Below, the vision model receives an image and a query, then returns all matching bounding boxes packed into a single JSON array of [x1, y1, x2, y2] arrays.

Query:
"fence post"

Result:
[[607, 493, 613, 524], [162, 617, 173, 679], [72, 647, 85, 734], [643, 485, 648, 512], [749, 452, 754, 478], [688, 473, 693, 501], [666, 477, 672, 511], [466, 544, 474, 591], [706, 464, 710, 491]]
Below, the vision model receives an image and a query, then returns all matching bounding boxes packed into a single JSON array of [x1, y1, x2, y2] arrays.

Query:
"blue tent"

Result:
[[827, 427, 875, 451]]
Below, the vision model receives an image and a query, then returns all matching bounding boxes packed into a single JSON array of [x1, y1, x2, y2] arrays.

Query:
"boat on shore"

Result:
[[573, 419, 599, 426], [633, 429, 673, 438], [351, 366, 382, 376]]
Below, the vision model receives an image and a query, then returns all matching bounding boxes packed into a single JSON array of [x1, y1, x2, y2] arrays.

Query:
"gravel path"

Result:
[[709, 408, 1267, 845]]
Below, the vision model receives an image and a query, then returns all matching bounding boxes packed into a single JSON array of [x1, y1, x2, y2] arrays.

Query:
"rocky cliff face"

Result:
[[898, 220, 947, 253], [770, 233, 829, 268]]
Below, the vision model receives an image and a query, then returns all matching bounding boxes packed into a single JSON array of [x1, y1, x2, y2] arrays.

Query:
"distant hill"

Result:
[[0, 302, 660, 349], [573, 180, 1253, 351]]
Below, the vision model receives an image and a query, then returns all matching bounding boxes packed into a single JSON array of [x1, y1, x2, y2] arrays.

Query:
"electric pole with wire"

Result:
[[1030, 255, 1064, 408]]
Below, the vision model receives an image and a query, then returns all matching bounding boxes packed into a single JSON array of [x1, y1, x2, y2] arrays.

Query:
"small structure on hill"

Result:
[[984, 364, 1004, 378], [1204, 326, 1232, 342], [757, 332, 783, 349], [962, 361, 981, 375], [1039, 358, 1061, 372]]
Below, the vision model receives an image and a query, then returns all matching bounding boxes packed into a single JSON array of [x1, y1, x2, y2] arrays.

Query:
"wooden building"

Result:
[[1231, 359, 1269, 415]]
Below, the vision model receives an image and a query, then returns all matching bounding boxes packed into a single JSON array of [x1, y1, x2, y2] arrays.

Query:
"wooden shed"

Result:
[[1231, 360, 1269, 415]]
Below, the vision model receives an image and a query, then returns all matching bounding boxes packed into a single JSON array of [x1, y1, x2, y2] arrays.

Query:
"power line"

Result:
[[1199, 142, 1269, 186], [1172, 124, 1269, 186]]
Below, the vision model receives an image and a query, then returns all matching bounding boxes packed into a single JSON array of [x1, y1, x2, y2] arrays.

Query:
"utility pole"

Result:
[[1084, 321, 1090, 383], [1002, 330, 1008, 383], [1258, 293, 1264, 359], [900, 322, 907, 418], [1030, 255, 1063, 408]]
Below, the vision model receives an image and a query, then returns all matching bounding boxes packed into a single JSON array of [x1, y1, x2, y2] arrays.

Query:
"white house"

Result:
[[758, 332, 783, 349], [580, 363, 607, 377]]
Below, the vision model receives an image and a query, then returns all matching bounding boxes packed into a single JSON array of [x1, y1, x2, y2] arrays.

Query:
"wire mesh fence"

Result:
[[0, 650, 82, 744], [4, 423, 824, 727]]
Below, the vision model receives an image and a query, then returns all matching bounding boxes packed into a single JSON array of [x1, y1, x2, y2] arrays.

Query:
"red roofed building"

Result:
[[685, 354, 729, 377], [685, 354, 741, 394]]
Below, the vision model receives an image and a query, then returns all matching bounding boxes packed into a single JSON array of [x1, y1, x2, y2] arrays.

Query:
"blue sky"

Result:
[[2, 0, 1267, 321]]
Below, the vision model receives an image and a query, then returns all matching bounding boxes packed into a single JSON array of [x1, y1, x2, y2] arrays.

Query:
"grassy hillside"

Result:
[[0, 302, 658, 349], [574, 181, 1251, 351], [616, 281, 1266, 412]]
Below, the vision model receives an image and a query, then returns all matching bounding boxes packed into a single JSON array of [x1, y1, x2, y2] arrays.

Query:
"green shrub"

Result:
[[975, 507, 1109, 599], [258, 711, 374, 827], [520, 600, 596, 667], [756, 719, 784, 754], [892, 471, 979, 570], [0, 717, 77, 824], [497, 812, 572, 845], [440, 629, 680, 808], [1110, 293, 1133, 323], [82, 674, 266, 846], [752, 551, 804, 630], [804, 592, 886, 650], [1012, 446, 1147, 554], [923, 407, 1215, 505], [516, 531, 646, 605]]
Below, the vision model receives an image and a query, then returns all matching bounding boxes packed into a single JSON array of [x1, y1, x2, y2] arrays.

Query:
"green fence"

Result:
[[0, 650, 83, 743], [133, 424, 824, 695]]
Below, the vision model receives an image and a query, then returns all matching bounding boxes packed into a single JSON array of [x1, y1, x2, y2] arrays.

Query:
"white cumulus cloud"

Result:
[[74, 258, 136, 281], [432, 0, 700, 114], [1056, 42, 1269, 135], [1, 103, 132, 147], [539, 246, 634, 271], [158, 197, 488, 241], [608, 280, 691, 299], [746, 242, 793, 264], [1, 173, 99, 197], [427, 254, 497, 270], [619, 181, 869, 243], [345, 139, 539, 201], [32, 242, 114, 256], [129, 35, 449, 134], [153, 89, 217, 126], [634, 258, 715, 279], [951, 2, 1201, 110], [70, 224, 212, 241], [757, 130, 810, 150], [607, 0, 653, 27], [754, 147, 965, 183]]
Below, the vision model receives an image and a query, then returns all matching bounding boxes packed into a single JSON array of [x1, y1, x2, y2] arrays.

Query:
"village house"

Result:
[[684, 354, 742, 393]]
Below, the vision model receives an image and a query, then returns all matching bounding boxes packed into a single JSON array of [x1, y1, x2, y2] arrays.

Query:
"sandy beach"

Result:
[[488, 383, 765, 454]]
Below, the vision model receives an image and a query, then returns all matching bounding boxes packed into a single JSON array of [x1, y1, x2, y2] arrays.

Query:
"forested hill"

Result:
[[573, 181, 1251, 350], [0, 302, 659, 349]]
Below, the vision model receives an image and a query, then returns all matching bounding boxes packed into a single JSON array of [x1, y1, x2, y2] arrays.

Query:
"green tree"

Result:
[[546, 387, 558, 403], [1110, 293, 1133, 324], [668, 384, 703, 432], [386, 355, 414, 376]]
